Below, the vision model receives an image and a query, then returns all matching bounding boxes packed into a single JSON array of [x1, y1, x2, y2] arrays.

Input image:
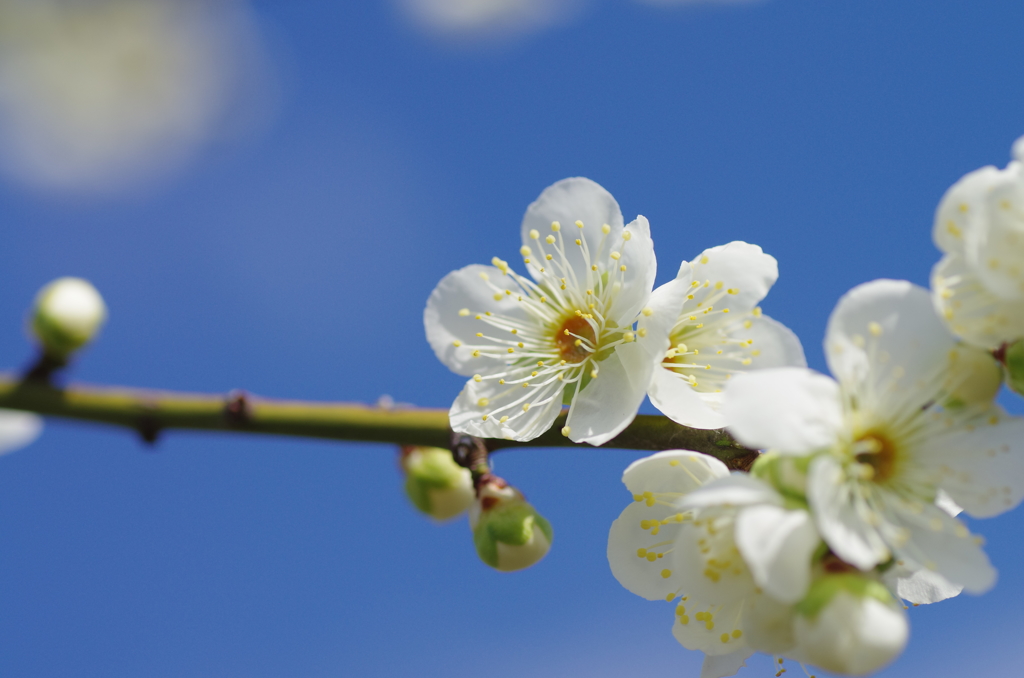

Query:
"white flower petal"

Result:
[[723, 368, 843, 454], [883, 564, 962, 605], [935, 489, 963, 517], [638, 262, 692, 361], [688, 242, 778, 314], [742, 592, 797, 655], [881, 497, 996, 594], [932, 253, 1024, 349], [807, 456, 890, 570], [605, 215, 658, 326], [739, 314, 807, 370], [735, 504, 818, 604], [649, 364, 727, 429], [621, 450, 730, 496], [825, 279, 957, 412], [964, 169, 1024, 299], [424, 264, 531, 377], [448, 377, 561, 442], [520, 177, 624, 287], [926, 413, 1024, 518], [827, 279, 962, 417], [933, 164, 1007, 255], [0, 410, 43, 454], [567, 342, 653, 446], [673, 597, 749, 656], [700, 649, 754, 678], [607, 501, 688, 601], [678, 474, 782, 511], [670, 508, 757, 606]]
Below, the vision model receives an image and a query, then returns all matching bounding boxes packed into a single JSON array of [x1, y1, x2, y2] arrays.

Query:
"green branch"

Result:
[[0, 373, 758, 467]]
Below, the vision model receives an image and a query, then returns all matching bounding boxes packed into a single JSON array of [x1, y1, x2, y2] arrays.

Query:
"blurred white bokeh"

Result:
[[398, 0, 763, 40], [0, 0, 273, 194], [398, 0, 581, 39]]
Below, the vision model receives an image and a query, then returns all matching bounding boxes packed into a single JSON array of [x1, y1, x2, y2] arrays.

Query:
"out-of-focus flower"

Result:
[[931, 135, 1024, 349], [0, 409, 43, 455], [470, 476, 552, 571], [425, 177, 685, 445], [31, 277, 107, 360], [396, 0, 767, 41], [647, 242, 805, 429], [396, 0, 579, 39], [400, 445, 475, 521], [0, 0, 271, 193], [725, 279, 1024, 593]]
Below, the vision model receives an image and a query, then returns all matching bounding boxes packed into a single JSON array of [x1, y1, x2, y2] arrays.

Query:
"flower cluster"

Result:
[[425, 157, 1024, 675], [611, 278, 1024, 677], [424, 177, 805, 445]]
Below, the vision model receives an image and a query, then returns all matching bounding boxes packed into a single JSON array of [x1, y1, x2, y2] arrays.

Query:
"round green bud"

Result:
[[470, 479, 552, 572], [400, 446, 474, 521], [30, 277, 107, 360], [793, 573, 907, 676]]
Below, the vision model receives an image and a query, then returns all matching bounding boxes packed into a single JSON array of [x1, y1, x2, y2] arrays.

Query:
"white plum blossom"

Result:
[[425, 178, 686, 444], [647, 242, 805, 429], [931, 135, 1024, 349], [724, 279, 1024, 593], [607, 451, 819, 678], [0, 409, 42, 455]]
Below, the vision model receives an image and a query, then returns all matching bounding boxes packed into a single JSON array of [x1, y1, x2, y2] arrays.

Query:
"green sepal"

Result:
[[32, 311, 88, 359], [404, 475, 434, 514], [795, 573, 894, 619], [1004, 339, 1024, 397], [473, 525, 499, 568]]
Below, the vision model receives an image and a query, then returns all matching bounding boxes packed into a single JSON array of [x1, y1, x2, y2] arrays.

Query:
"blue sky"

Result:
[[2, 0, 1024, 676]]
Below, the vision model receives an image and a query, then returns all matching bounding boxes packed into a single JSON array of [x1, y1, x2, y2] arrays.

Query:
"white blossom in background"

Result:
[[425, 177, 687, 444], [724, 279, 1024, 594], [397, 0, 579, 39], [397, 0, 768, 40], [931, 135, 1024, 349], [0, 0, 271, 193], [648, 242, 805, 429], [607, 451, 820, 678], [0, 409, 43, 455]]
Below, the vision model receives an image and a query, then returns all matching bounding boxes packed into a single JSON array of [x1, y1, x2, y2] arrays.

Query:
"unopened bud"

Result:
[[400, 446, 474, 521], [944, 344, 1001, 407], [470, 478, 552, 572], [30, 277, 107, 360], [793, 573, 908, 676], [1003, 338, 1024, 397]]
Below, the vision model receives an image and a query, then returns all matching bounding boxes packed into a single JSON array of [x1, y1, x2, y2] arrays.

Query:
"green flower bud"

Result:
[[400, 446, 474, 521], [793, 573, 907, 676], [944, 344, 1002, 407], [470, 478, 552, 572], [1003, 338, 1024, 398], [30, 277, 107, 360]]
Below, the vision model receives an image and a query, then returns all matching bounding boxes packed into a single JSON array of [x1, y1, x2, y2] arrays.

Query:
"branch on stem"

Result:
[[0, 372, 758, 467]]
